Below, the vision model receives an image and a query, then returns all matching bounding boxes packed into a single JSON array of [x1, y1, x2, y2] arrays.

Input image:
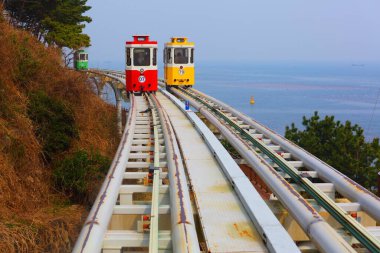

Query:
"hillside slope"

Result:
[[0, 16, 119, 252]]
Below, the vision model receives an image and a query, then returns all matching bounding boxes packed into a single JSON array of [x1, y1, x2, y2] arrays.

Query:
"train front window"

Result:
[[126, 48, 131, 66], [166, 48, 172, 64], [133, 48, 150, 66], [174, 48, 188, 64], [80, 54, 86, 61], [153, 48, 157, 66]]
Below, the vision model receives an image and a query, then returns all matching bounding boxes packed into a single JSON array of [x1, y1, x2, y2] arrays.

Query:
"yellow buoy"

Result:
[[250, 96, 255, 104]]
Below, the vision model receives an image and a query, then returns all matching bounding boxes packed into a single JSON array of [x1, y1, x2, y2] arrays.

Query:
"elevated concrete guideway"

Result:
[[73, 69, 380, 253], [74, 70, 298, 253], [157, 91, 267, 253], [157, 91, 299, 252]]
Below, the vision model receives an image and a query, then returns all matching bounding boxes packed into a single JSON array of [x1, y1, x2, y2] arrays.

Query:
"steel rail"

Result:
[[82, 69, 379, 251], [150, 93, 201, 253], [81, 70, 200, 252], [190, 88, 380, 222], [177, 87, 380, 252], [147, 95, 160, 253], [89, 69, 125, 81], [170, 87, 355, 253], [72, 94, 137, 253], [159, 87, 301, 253]]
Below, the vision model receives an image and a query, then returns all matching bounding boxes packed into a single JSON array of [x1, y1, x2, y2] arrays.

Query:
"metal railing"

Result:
[[175, 87, 380, 252]]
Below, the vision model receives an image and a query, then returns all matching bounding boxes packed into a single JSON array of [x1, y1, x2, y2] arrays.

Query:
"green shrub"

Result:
[[16, 39, 40, 87], [286, 111, 380, 190], [53, 150, 111, 205], [27, 91, 77, 161], [220, 139, 241, 158]]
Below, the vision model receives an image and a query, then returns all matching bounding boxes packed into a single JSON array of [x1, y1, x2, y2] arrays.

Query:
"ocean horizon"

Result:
[[97, 61, 380, 140]]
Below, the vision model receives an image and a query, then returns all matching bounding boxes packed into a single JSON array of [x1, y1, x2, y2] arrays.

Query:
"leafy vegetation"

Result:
[[0, 17, 118, 252], [5, 0, 92, 65], [15, 38, 40, 87], [53, 150, 111, 205], [220, 139, 241, 158], [28, 91, 78, 161], [285, 111, 380, 190]]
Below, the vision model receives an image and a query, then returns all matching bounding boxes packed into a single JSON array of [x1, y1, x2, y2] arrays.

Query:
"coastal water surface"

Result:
[[195, 62, 380, 140], [100, 61, 380, 140]]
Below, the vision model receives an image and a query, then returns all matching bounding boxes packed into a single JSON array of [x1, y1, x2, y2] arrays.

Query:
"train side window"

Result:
[[126, 48, 131, 66], [174, 48, 188, 64], [190, 49, 194, 63], [166, 48, 172, 64], [133, 48, 150, 66], [153, 48, 157, 66]]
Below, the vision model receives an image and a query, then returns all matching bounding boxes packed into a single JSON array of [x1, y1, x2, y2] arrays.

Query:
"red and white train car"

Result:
[[125, 35, 158, 93]]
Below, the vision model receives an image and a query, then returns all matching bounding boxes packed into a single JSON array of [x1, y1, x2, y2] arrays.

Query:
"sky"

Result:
[[83, 0, 380, 69]]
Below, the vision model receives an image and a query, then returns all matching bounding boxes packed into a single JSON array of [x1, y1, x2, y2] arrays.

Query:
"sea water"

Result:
[[100, 61, 380, 140], [195, 62, 380, 140]]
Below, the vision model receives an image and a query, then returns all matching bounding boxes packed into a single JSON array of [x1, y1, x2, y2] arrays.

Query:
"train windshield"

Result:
[[79, 54, 87, 61], [126, 48, 131, 66], [153, 48, 157, 66], [190, 49, 194, 63], [165, 48, 172, 64], [133, 48, 150, 66], [174, 48, 189, 64]]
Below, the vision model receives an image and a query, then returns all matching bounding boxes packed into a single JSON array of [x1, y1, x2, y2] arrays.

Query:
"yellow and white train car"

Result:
[[164, 37, 194, 87]]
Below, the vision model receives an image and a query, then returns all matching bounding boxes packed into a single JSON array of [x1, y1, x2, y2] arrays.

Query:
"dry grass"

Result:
[[0, 14, 119, 252], [0, 204, 85, 253]]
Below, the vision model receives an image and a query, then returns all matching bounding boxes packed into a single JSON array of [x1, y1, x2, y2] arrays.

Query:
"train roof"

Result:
[[126, 35, 157, 45], [165, 37, 194, 47], [75, 49, 87, 53]]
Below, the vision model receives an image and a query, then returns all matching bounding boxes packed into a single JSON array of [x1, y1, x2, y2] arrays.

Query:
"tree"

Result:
[[4, 0, 91, 65], [285, 111, 380, 190]]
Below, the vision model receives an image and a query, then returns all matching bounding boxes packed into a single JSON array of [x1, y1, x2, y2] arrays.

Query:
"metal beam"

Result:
[[72, 94, 137, 253], [170, 87, 355, 253], [190, 88, 380, 223], [102, 230, 171, 249], [151, 93, 200, 253], [162, 88, 300, 253], [123, 172, 168, 179], [180, 87, 380, 252], [113, 205, 170, 215]]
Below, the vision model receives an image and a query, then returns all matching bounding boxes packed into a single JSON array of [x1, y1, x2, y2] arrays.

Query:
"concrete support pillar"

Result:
[[89, 75, 124, 136], [89, 76, 102, 96], [377, 171, 380, 197], [110, 81, 123, 136], [116, 96, 122, 136]]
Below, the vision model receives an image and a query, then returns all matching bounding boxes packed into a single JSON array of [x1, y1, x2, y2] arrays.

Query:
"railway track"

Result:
[[171, 86, 380, 252], [75, 70, 302, 252], [79, 69, 380, 252], [73, 92, 199, 253]]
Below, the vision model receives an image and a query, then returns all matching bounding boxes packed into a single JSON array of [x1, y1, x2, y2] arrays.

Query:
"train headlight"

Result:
[[138, 76, 146, 83], [179, 66, 185, 76], [140, 68, 144, 74]]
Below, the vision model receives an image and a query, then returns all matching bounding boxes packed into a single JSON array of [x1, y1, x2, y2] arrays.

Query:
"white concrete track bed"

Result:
[[156, 91, 267, 253]]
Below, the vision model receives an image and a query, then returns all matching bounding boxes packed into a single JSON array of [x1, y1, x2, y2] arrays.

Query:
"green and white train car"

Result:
[[74, 50, 88, 70]]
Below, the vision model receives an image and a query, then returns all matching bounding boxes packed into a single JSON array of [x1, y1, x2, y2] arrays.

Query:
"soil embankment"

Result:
[[0, 16, 119, 252]]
